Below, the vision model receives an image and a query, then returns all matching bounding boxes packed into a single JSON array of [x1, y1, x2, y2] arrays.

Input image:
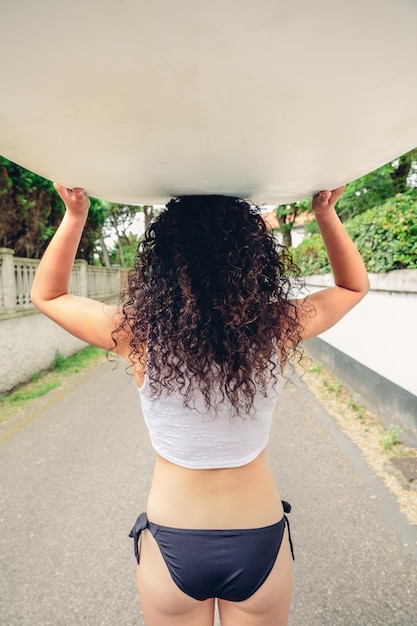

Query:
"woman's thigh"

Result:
[[217, 527, 293, 626], [136, 529, 216, 626]]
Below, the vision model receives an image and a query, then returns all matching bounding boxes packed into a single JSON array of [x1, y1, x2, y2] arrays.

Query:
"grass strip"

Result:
[[0, 346, 106, 424]]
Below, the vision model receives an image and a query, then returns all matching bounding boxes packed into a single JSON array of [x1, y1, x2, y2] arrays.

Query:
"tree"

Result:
[[0, 157, 150, 265], [0, 156, 106, 262], [108, 232, 141, 268], [143, 205, 155, 230], [0, 157, 62, 258], [100, 201, 144, 267], [335, 148, 417, 221], [275, 200, 309, 248], [79, 196, 107, 263]]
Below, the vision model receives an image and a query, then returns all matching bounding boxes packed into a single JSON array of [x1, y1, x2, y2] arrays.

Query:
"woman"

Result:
[[31, 185, 369, 626]]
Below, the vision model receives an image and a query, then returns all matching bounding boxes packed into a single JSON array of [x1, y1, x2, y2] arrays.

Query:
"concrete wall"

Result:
[[0, 310, 87, 393], [303, 269, 417, 441], [0, 249, 124, 393]]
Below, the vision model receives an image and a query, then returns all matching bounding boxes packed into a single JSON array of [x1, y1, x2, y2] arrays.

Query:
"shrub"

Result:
[[346, 193, 417, 272], [291, 193, 417, 275], [291, 233, 330, 275]]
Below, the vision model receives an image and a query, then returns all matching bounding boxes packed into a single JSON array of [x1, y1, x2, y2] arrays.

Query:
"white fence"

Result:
[[0, 248, 127, 393], [0, 248, 123, 316]]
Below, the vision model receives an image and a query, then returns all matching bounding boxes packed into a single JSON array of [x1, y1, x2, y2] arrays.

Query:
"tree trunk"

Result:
[[111, 215, 125, 267], [98, 235, 112, 267], [390, 149, 416, 194], [282, 230, 292, 248], [143, 205, 154, 231], [275, 206, 293, 248]]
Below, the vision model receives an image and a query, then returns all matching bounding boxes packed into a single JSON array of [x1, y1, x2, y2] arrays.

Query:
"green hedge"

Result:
[[291, 193, 417, 275]]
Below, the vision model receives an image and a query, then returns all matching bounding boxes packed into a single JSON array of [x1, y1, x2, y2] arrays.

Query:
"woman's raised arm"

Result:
[[295, 186, 370, 341], [30, 185, 127, 353]]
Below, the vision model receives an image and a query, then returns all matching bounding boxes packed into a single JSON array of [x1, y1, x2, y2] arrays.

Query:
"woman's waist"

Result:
[[146, 452, 283, 529]]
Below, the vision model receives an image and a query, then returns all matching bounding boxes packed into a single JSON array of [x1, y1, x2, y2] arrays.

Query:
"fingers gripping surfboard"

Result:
[[0, 0, 416, 205]]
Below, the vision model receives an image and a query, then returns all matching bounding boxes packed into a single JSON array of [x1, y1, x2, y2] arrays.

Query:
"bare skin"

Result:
[[31, 183, 369, 626], [137, 452, 293, 626]]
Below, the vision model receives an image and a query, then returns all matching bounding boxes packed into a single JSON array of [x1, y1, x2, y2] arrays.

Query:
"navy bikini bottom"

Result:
[[129, 500, 294, 602]]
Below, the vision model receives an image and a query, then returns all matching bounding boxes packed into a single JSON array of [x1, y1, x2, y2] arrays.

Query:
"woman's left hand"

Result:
[[311, 185, 345, 215], [54, 183, 91, 216]]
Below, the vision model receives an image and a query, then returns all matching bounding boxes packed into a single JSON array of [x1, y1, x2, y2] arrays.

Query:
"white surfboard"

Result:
[[0, 0, 416, 206]]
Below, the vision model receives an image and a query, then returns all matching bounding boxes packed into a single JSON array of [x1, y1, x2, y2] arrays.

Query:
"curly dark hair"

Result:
[[114, 195, 306, 413]]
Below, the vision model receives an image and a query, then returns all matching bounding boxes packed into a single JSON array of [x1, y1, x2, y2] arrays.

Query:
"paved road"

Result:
[[0, 361, 416, 626]]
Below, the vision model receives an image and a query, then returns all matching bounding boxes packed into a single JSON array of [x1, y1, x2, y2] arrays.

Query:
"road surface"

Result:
[[1, 360, 416, 625]]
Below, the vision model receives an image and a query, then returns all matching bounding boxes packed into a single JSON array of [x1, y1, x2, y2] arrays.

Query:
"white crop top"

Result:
[[138, 372, 279, 470]]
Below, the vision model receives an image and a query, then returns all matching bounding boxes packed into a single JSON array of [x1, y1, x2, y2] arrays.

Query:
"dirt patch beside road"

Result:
[[299, 357, 417, 527]]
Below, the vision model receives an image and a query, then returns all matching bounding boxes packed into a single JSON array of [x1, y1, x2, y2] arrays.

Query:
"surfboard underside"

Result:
[[1, 0, 416, 205]]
